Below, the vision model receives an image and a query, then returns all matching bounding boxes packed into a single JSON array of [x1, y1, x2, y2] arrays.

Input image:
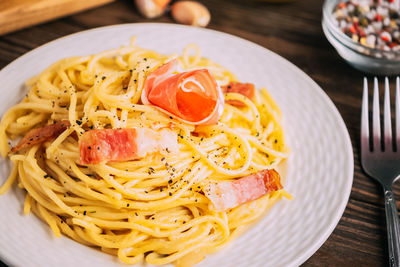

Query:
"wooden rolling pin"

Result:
[[0, 0, 116, 35]]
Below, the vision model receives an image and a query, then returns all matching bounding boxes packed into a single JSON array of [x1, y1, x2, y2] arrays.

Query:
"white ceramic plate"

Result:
[[0, 23, 353, 267]]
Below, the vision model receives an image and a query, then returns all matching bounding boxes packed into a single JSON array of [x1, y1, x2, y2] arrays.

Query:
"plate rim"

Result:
[[0, 22, 354, 267]]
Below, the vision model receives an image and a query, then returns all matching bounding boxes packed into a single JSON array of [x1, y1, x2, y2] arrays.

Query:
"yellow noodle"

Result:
[[0, 39, 289, 266]]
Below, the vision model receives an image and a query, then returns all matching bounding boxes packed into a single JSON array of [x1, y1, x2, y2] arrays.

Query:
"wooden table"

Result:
[[0, 0, 392, 266]]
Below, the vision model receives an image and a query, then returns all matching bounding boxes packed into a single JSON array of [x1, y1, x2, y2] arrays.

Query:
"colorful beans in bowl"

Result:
[[322, 0, 400, 75]]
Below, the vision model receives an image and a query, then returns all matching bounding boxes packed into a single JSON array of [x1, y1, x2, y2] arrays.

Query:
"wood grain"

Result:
[[0, 0, 395, 266], [0, 0, 115, 35]]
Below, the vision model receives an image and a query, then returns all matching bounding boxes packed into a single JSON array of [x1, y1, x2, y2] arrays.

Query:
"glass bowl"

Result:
[[322, 0, 400, 75]]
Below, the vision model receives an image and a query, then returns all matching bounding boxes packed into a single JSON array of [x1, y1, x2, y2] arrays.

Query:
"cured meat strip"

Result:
[[204, 169, 282, 212], [221, 82, 255, 107], [141, 59, 224, 125], [10, 120, 70, 153], [79, 127, 178, 164]]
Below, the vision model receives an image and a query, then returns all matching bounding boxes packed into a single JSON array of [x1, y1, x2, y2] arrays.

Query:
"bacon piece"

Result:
[[79, 127, 178, 165], [221, 82, 255, 107], [141, 59, 224, 125], [10, 120, 70, 153], [204, 169, 282, 212]]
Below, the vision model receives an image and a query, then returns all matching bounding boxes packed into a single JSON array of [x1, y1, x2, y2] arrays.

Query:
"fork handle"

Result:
[[384, 189, 400, 267]]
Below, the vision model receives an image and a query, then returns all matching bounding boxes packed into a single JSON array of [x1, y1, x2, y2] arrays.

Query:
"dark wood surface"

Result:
[[0, 0, 394, 266]]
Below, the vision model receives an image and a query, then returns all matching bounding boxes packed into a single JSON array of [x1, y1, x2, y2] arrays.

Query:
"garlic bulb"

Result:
[[135, 0, 171, 18], [171, 1, 211, 27]]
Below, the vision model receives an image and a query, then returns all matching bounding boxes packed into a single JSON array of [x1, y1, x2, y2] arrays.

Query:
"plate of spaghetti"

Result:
[[0, 24, 353, 267]]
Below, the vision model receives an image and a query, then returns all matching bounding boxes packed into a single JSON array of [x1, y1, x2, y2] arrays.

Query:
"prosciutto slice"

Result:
[[141, 59, 224, 125], [10, 120, 70, 153], [221, 81, 255, 107], [204, 169, 282, 212], [79, 127, 178, 164]]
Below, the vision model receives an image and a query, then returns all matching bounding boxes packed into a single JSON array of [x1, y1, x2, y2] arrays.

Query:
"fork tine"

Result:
[[396, 77, 400, 149], [373, 77, 381, 151], [361, 77, 370, 152], [384, 77, 393, 151]]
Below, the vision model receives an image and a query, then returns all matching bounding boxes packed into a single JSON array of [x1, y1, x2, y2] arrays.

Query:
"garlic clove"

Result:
[[171, 1, 211, 27], [135, 0, 171, 18]]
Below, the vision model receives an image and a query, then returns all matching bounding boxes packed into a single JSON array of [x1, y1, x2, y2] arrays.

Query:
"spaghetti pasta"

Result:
[[0, 37, 289, 266]]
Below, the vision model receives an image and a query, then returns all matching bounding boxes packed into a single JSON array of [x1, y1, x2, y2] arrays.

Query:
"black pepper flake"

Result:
[[44, 174, 49, 178], [161, 157, 165, 161], [144, 58, 147, 61], [127, 203, 130, 207], [169, 192, 172, 196], [148, 167, 155, 174], [135, 212, 138, 216], [160, 187, 164, 192], [102, 76, 106, 80], [76, 120, 82, 125], [169, 116, 173, 119], [83, 211, 87, 216], [168, 179, 172, 184], [274, 139, 278, 143], [97, 146, 100, 151]]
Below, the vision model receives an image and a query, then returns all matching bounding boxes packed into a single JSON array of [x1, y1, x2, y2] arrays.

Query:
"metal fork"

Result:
[[361, 77, 400, 267]]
